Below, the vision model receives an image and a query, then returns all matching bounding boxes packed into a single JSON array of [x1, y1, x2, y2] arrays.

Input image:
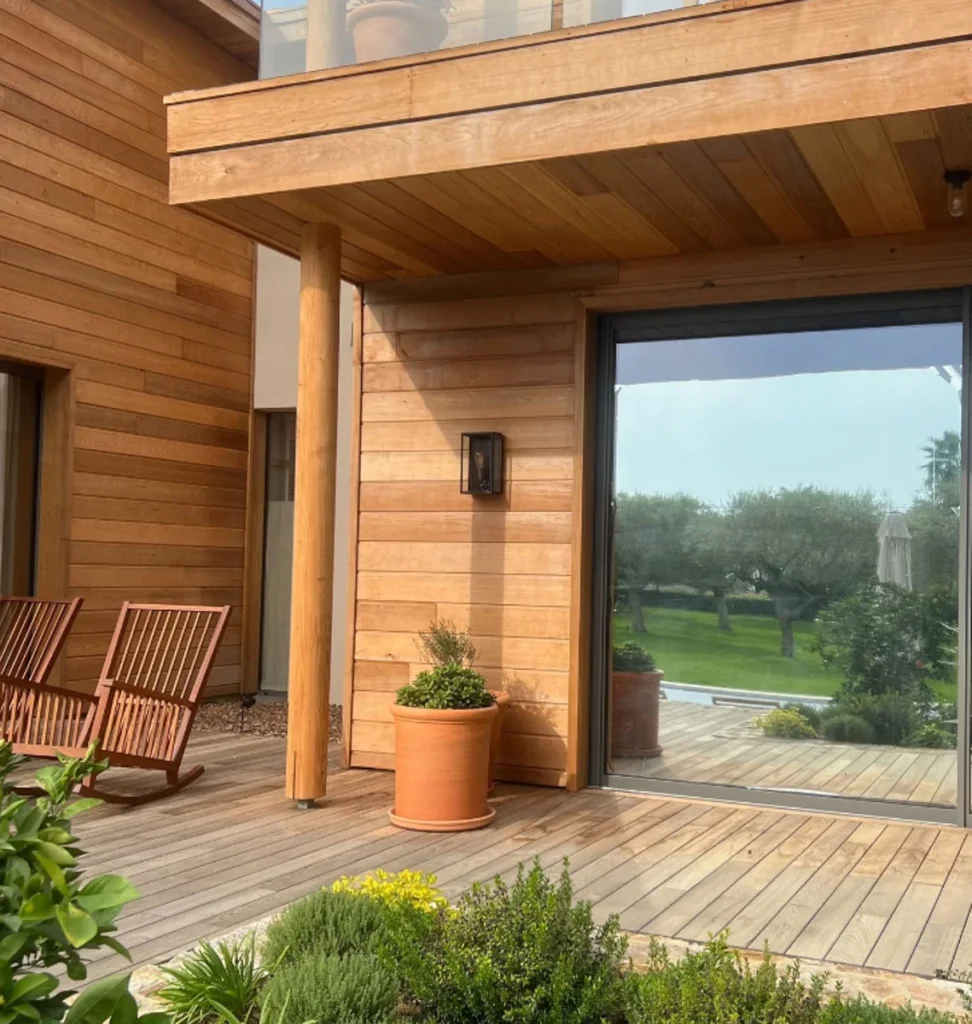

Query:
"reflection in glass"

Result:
[[607, 317, 963, 809]]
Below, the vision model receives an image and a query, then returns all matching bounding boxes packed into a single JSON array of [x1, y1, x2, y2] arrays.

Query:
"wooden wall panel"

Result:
[[0, 0, 254, 694], [348, 292, 585, 786]]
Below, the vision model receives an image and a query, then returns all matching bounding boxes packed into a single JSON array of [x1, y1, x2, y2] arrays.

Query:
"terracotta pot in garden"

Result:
[[390, 702, 497, 832], [347, 1, 448, 63], [488, 690, 511, 792], [611, 670, 663, 758]]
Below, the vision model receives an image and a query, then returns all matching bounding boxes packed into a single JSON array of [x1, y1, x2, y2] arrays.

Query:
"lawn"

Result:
[[614, 606, 844, 698], [614, 607, 958, 702]]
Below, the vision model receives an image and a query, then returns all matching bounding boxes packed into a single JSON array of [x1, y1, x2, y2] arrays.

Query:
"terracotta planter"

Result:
[[390, 702, 497, 832], [488, 690, 511, 792], [611, 670, 663, 758], [347, 1, 448, 63]]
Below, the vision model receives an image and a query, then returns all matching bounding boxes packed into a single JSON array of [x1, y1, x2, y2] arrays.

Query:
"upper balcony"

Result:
[[258, 0, 718, 77], [165, 0, 972, 285]]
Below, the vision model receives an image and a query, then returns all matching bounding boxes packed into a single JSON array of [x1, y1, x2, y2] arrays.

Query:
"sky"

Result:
[[614, 323, 963, 510]]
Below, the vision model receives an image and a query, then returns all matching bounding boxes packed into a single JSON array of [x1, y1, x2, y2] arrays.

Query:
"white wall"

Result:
[[253, 244, 354, 705]]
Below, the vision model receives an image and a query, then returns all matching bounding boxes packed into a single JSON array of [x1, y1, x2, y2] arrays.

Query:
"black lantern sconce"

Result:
[[461, 432, 504, 495]]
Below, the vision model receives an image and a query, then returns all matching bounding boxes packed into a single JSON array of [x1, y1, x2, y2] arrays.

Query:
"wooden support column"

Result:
[[286, 222, 342, 806]]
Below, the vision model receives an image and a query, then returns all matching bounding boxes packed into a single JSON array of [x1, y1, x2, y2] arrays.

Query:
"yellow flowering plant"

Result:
[[330, 868, 448, 913]]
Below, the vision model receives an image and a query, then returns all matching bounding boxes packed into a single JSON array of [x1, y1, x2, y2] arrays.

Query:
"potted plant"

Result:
[[390, 622, 497, 832], [346, 0, 450, 64], [611, 642, 663, 759]]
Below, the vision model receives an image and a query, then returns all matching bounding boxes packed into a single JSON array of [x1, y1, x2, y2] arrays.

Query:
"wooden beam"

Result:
[[286, 222, 342, 804], [166, 0, 972, 154], [169, 40, 972, 201]]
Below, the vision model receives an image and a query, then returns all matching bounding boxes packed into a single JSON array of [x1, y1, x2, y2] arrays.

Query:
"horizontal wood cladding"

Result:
[[349, 293, 584, 786], [0, 0, 254, 695]]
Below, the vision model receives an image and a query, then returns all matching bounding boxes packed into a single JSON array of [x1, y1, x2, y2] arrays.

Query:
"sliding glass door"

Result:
[[591, 291, 971, 823]]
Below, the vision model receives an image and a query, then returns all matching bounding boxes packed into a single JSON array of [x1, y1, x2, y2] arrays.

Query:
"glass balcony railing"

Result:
[[259, 0, 716, 78]]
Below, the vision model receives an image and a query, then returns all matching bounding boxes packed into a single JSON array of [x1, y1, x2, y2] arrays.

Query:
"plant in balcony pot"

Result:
[[611, 642, 663, 759], [391, 659, 497, 833], [346, 0, 450, 64]]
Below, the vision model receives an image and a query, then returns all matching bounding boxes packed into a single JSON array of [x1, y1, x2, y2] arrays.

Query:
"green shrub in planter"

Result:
[[261, 889, 389, 967], [260, 953, 397, 1024], [395, 663, 494, 710], [612, 643, 656, 673], [822, 713, 876, 745], [383, 858, 628, 1024], [625, 935, 825, 1024], [758, 709, 819, 740]]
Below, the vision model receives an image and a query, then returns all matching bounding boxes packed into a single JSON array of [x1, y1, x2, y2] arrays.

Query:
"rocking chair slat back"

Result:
[[0, 597, 86, 753], [92, 603, 230, 767], [0, 597, 82, 684]]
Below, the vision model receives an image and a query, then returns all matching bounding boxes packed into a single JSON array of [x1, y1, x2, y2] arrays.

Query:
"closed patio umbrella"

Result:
[[877, 512, 913, 590]]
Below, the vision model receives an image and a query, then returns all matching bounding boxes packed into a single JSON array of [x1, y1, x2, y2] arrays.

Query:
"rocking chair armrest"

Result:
[[0, 674, 97, 705], [101, 679, 196, 710]]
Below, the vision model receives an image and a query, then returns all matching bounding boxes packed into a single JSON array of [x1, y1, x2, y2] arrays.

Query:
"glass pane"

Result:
[[0, 372, 39, 596], [259, 0, 551, 75], [261, 412, 296, 691], [607, 312, 963, 810]]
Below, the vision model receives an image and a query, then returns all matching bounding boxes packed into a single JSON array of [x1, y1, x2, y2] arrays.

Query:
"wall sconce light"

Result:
[[461, 432, 504, 495], [944, 169, 971, 219]]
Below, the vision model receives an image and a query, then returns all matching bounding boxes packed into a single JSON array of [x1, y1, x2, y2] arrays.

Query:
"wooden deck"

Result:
[[72, 732, 972, 983], [612, 702, 958, 807]]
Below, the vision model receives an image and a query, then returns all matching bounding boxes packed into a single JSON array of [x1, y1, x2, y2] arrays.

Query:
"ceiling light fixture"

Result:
[[944, 169, 971, 218]]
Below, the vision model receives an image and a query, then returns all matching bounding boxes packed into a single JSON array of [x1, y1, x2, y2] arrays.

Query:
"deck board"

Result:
[[71, 733, 972, 983]]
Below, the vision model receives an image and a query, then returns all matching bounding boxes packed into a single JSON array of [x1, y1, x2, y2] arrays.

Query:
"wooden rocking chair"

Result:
[[79, 602, 231, 805], [6, 602, 230, 805], [0, 597, 85, 755]]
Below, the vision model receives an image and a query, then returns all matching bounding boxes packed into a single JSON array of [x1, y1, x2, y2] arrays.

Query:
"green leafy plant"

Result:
[[261, 889, 389, 968], [908, 722, 955, 749], [612, 643, 657, 673], [417, 620, 477, 668], [781, 702, 823, 731], [157, 938, 268, 1024], [824, 692, 920, 746], [396, 663, 494, 710], [260, 953, 398, 1024], [0, 741, 149, 1024], [330, 869, 447, 913], [383, 858, 628, 1024], [821, 713, 876, 745], [757, 708, 818, 740], [819, 992, 960, 1024], [625, 935, 826, 1024]]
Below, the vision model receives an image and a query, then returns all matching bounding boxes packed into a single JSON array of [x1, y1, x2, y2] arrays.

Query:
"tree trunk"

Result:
[[628, 589, 645, 633], [778, 613, 795, 658], [713, 588, 731, 631]]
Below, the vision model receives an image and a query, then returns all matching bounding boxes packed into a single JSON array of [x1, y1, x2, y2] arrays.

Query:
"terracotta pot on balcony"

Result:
[[390, 702, 497, 832], [347, 1, 449, 63], [488, 690, 511, 792], [611, 670, 663, 758]]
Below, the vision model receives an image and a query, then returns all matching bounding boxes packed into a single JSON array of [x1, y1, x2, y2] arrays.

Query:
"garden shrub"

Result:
[[261, 888, 389, 967], [383, 858, 628, 1024], [417, 620, 477, 668], [157, 938, 267, 1024], [0, 741, 156, 1024], [396, 663, 494, 710], [624, 935, 825, 1024], [330, 868, 447, 913], [819, 992, 960, 1024], [908, 723, 955, 750], [612, 643, 656, 673], [782, 702, 823, 731], [758, 709, 818, 740], [825, 692, 921, 747], [822, 713, 876, 745], [260, 952, 397, 1024]]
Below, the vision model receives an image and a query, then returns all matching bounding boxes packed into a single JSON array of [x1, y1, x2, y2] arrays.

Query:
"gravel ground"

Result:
[[195, 696, 343, 742]]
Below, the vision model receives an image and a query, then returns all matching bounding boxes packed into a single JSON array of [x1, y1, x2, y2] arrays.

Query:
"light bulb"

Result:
[[949, 184, 967, 219], [945, 170, 971, 218]]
